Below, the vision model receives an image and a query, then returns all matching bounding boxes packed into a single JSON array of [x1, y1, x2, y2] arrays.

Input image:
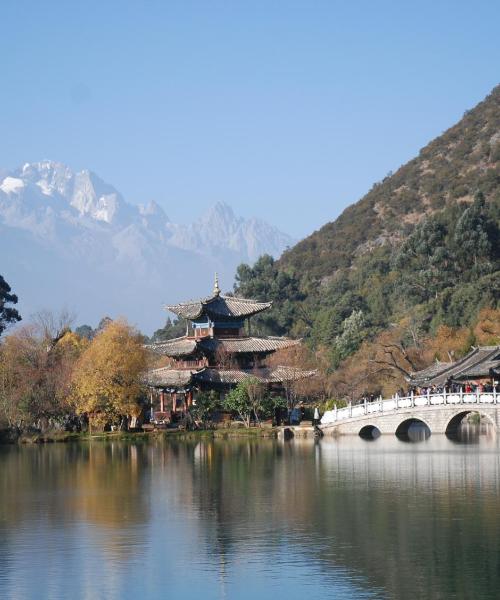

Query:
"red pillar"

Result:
[[160, 391, 165, 413]]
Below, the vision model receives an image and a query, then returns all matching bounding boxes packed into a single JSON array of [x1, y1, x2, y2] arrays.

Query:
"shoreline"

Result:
[[0, 425, 315, 445]]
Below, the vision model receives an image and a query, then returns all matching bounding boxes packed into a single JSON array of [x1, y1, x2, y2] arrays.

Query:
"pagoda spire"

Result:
[[213, 272, 221, 296]]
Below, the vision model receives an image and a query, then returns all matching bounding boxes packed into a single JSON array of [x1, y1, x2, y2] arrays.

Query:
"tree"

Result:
[[75, 324, 94, 340], [0, 311, 85, 430], [223, 377, 265, 427], [191, 390, 220, 427], [71, 320, 147, 431], [152, 317, 186, 341], [234, 255, 304, 336], [330, 310, 366, 368], [453, 192, 498, 275], [244, 376, 266, 425], [223, 383, 253, 427], [0, 275, 21, 337]]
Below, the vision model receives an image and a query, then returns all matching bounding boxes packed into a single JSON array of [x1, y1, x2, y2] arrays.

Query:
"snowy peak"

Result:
[[8, 161, 127, 225], [70, 170, 124, 224], [0, 160, 295, 331], [20, 160, 73, 197]]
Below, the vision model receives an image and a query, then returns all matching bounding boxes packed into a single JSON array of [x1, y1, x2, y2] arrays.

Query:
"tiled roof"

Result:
[[410, 346, 500, 386], [147, 337, 197, 357], [460, 359, 500, 378], [218, 337, 300, 353], [146, 364, 316, 388], [409, 361, 452, 386], [194, 366, 316, 385], [166, 294, 272, 320], [149, 335, 299, 358], [146, 367, 199, 387]]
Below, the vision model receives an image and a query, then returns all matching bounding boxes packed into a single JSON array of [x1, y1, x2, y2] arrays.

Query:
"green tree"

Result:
[[223, 383, 252, 427], [75, 324, 94, 340], [191, 390, 220, 427], [453, 192, 497, 275], [223, 377, 265, 427], [152, 317, 186, 341], [0, 275, 21, 337], [234, 255, 304, 335], [330, 310, 366, 368], [394, 219, 452, 302]]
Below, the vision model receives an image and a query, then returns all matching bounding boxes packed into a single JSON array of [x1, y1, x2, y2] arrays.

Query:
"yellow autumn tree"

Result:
[[71, 319, 147, 431], [474, 308, 500, 345]]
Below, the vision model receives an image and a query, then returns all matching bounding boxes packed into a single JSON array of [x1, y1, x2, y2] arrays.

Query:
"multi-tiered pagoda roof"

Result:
[[147, 276, 315, 398]]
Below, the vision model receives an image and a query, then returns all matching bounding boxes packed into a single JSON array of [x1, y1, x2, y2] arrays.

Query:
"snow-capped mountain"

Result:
[[0, 161, 295, 333]]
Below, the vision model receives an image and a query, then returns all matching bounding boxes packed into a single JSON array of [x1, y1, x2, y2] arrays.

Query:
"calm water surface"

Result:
[[1, 434, 500, 600]]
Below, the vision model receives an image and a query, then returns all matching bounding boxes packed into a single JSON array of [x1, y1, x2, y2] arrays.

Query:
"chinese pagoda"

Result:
[[147, 275, 315, 418]]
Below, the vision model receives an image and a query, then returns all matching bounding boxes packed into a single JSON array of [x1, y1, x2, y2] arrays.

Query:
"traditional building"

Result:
[[409, 346, 500, 389], [147, 276, 315, 421]]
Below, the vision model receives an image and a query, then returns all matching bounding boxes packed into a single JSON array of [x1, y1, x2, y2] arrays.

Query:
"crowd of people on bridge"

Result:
[[355, 380, 499, 406]]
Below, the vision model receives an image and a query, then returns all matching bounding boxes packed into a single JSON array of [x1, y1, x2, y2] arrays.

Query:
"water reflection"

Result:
[[395, 418, 431, 442], [0, 436, 500, 600], [446, 412, 497, 444]]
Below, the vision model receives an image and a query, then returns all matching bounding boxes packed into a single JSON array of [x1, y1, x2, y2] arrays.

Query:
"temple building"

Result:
[[409, 346, 500, 389], [147, 276, 315, 420]]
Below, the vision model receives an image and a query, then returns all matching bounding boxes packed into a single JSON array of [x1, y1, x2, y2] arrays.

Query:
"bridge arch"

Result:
[[395, 417, 431, 442], [359, 424, 381, 440], [445, 410, 497, 438]]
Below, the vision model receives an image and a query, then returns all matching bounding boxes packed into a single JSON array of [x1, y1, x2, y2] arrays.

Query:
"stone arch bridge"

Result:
[[320, 391, 500, 437]]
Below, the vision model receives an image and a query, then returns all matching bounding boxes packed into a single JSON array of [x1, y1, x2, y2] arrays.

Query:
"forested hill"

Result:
[[234, 84, 500, 386], [281, 84, 500, 278]]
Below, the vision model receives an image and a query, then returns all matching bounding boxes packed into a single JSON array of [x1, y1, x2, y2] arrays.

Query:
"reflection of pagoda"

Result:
[[147, 275, 315, 417]]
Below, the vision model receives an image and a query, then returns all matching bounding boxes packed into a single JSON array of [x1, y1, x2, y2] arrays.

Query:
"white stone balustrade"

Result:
[[321, 391, 498, 426]]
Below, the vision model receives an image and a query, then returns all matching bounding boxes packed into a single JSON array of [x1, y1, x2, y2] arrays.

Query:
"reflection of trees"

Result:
[[0, 443, 149, 560], [183, 437, 500, 599], [2, 438, 500, 598]]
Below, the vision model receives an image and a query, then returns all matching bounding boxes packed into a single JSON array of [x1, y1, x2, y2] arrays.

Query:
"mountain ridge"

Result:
[[234, 84, 500, 364], [0, 161, 294, 332], [279, 84, 500, 279]]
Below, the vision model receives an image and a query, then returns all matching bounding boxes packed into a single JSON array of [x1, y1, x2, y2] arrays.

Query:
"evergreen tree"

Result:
[[0, 275, 21, 337], [453, 192, 496, 275]]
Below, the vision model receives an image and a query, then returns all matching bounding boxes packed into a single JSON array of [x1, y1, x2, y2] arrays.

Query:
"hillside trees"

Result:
[[453, 192, 499, 275], [234, 255, 305, 335]]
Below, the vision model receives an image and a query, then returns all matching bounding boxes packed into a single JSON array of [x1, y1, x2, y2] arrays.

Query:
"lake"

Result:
[[1, 433, 500, 600]]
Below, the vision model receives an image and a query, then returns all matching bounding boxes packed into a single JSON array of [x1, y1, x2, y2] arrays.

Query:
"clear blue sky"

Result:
[[1, 0, 499, 238]]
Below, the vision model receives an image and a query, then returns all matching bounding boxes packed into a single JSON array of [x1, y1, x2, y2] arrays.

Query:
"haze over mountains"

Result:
[[0, 161, 294, 333]]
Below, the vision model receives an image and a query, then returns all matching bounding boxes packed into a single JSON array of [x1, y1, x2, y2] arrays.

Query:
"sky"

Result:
[[1, 0, 499, 239]]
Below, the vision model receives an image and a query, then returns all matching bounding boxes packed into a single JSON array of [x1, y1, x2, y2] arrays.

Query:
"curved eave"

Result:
[[218, 336, 300, 354], [146, 366, 203, 388], [147, 337, 197, 358], [165, 294, 273, 320]]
